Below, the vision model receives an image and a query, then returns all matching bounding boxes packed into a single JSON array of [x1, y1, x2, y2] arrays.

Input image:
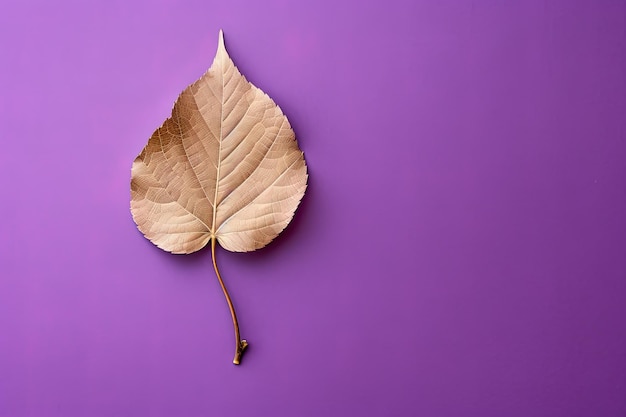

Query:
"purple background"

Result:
[[1, 1, 625, 416]]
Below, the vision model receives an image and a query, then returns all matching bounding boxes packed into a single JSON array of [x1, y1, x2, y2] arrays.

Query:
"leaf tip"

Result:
[[218, 29, 225, 51]]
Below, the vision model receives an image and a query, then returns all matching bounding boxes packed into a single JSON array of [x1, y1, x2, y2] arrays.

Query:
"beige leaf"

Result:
[[131, 30, 307, 254], [130, 31, 308, 364]]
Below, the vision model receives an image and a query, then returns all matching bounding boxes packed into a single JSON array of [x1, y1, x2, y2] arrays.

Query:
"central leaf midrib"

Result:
[[211, 60, 226, 237]]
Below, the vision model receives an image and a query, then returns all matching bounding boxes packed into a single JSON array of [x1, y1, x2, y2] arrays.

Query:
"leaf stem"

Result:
[[210, 236, 248, 365]]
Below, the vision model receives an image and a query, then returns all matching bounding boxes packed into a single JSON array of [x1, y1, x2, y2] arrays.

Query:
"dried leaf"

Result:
[[130, 31, 308, 364]]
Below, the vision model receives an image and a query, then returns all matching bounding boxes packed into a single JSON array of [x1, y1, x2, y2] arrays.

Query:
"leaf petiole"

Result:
[[210, 236, 248, 365]]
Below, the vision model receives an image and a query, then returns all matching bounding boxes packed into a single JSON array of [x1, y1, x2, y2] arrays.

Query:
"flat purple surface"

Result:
[[1, 1, 625, 416]]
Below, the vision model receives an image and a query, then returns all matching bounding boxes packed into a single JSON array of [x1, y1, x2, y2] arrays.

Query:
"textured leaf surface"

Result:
[[131, 31, 308, 254]]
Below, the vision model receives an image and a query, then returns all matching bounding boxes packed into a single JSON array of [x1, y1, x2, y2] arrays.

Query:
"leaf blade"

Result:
[[131, 31, 307, 254]]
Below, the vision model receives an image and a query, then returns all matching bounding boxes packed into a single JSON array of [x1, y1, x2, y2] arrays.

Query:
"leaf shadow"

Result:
[[171, 246, 209, 267], [136, 230, 210, 279]]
